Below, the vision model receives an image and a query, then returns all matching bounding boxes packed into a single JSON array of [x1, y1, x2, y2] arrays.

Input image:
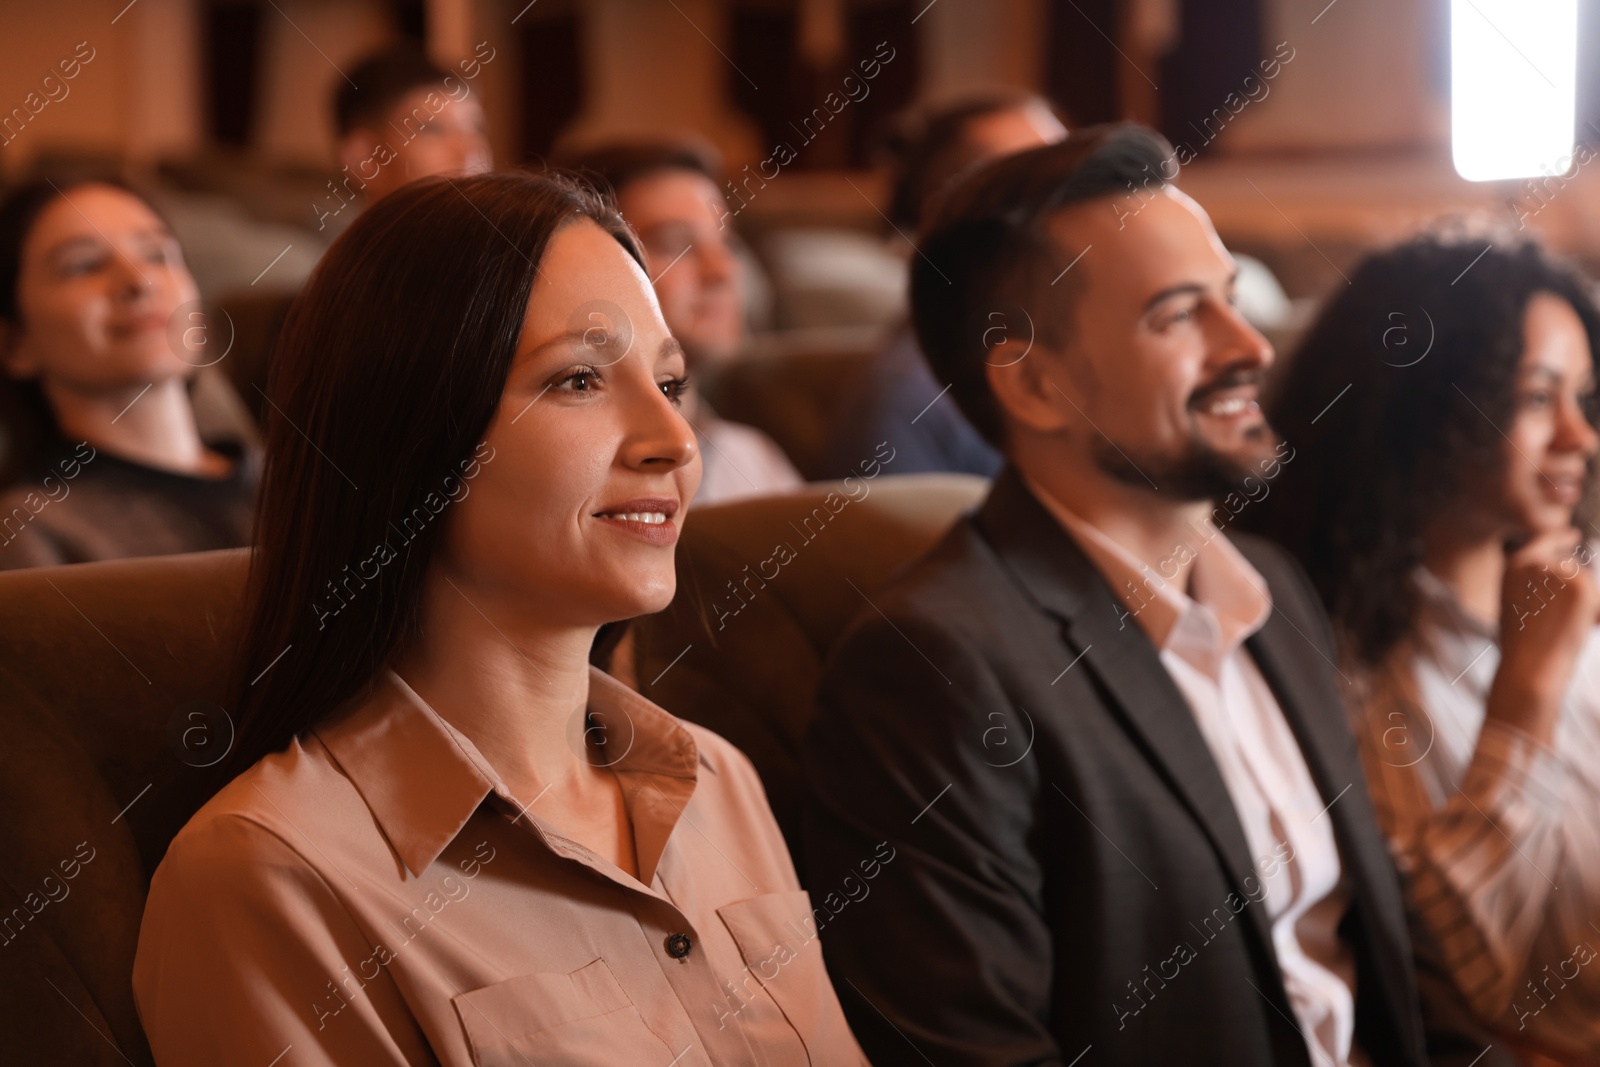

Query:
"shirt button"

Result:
[[665, 933, 692, 959]]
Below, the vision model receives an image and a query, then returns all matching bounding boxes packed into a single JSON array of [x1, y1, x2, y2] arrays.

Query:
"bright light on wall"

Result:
[[1451, 0, 1577, 182]]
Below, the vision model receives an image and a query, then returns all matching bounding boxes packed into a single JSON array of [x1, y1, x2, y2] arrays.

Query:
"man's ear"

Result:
[[985, 338, 1073, 435]]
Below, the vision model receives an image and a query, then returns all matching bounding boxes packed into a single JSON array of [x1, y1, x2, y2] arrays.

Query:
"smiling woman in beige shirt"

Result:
[[132, 171, 866, 1066]]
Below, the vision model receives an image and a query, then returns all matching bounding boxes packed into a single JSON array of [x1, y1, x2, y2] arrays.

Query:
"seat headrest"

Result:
[[0, 548, 249, 869], [630, 473, 988, 853]]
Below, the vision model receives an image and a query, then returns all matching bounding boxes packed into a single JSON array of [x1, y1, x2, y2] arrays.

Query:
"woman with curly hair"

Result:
[[1246, 234, 1600, 1061]]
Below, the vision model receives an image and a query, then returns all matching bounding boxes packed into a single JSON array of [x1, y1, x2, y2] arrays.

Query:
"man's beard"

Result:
[[1090, 425, 1275, 502]]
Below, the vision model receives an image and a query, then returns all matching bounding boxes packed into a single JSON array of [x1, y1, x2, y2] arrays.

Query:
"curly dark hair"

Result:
[[1242, 234, 1600, 667]]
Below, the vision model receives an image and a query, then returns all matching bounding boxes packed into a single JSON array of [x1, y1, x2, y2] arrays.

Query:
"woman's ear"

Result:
[[985, 337, 1073, 435]]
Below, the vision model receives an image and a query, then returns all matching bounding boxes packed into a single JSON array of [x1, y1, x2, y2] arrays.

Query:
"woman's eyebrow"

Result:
[[130, 226, 178, 244], [43, 235, 105, 261], [524, 330, 588, 359], [518, 328, 679, 369], [44, 226, 174, 262]]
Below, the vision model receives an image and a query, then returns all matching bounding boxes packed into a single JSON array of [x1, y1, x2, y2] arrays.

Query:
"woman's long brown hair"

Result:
[[219, 171, 640, 783]]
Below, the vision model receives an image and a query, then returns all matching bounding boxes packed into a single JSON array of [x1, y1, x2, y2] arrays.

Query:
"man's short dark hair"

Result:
[[334, 48, 455, 137], [554, 139, 722, 201], [910, 123, 1178, 447]]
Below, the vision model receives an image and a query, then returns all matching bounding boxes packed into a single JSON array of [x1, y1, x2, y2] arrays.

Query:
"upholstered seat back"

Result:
[[631, 474, 987, 855], [703, 345, 879, 481], [0, 549, 247, 1066]]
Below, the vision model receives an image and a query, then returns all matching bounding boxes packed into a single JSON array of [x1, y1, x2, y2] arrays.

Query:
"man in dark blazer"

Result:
[[803, 125, 1509, 1067]]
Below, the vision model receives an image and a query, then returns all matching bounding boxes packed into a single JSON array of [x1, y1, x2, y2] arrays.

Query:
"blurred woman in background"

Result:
[[1249, 235, 1600, 1063], [133, 170, 864, 1065], [0, 179, 257, 568]]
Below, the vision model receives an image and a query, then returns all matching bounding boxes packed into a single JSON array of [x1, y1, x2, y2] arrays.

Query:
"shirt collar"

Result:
[[312, 665, 713, 879], [1020, 473, 1272, 664]]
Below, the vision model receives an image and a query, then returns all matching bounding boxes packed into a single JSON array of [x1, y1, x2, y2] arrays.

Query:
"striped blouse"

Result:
[[1355, 568, 1600, 1060]]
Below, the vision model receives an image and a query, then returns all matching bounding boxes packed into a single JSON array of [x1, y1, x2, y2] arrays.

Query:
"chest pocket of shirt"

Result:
[[451, 956, 673, 1066], [716, 889, 862, 1065]]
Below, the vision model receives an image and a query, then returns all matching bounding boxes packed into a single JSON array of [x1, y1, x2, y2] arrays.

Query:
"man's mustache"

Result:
[[1188, 365, 1265, 409]]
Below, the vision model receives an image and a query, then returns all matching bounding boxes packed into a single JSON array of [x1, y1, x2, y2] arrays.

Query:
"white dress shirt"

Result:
[[1025, 476, 1364, 1067], [692, 401, 804, 507]]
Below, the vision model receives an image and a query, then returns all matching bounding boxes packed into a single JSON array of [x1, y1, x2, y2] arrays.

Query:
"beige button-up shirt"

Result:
[[134, 666, 866, 1066], [1359, 567, 1600, 1059], [1023, 476, 1363, 1067]]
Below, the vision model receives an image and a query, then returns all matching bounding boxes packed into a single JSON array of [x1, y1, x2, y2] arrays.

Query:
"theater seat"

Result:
[[630, 473, 988, 860], [703, 342, 881, 481], [0, 549, 247, 1066], [214, 288, 296, 423]]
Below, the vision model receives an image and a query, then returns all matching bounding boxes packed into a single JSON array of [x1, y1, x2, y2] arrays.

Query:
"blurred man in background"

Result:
[[818, 91, 1067, 480], [322, 47, 494, 232]]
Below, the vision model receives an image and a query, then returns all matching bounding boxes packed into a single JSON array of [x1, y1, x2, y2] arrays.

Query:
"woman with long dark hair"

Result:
[[1247, 234, 1600, 1060], [133, 171, 864, 1065], [0, 179, 256, 567]]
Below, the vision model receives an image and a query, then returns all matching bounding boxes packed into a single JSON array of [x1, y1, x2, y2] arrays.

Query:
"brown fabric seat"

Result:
[[0, 549, 247, 1066], [631, 473, 988, 859], [703, 344, 880, 481], [214, 289, 296, 424], [0, 474, 983, 1058]]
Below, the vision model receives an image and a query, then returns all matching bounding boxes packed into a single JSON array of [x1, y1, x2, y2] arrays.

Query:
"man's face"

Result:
[[1033, 187, 1276, 501], [346, 88, 493, 203], [616, 170, 743, 370]]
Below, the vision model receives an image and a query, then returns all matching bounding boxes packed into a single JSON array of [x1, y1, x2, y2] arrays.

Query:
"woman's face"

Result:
[[2, 184, 200, 392], [1497, 291, 1600, 536], [438, 218, 701, 627]]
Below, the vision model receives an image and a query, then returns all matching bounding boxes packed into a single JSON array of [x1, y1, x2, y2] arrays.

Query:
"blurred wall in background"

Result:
[[0, 0, 1453, 175], [2, 0, 1596, 307]]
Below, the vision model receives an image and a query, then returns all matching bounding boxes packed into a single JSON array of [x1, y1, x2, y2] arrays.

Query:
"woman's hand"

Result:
[[1488, 528, 1600, 743]]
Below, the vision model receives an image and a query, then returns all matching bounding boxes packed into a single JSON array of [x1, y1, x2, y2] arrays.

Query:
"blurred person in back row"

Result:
[[818, 90, 1067, 480], [1248, 235, 1600, 1065], [561, 139, 803, 505], [0, 179, 258, 569], [319, 47, 494, 235]]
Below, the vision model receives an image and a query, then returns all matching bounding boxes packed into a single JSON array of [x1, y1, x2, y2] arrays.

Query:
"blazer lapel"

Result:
[[976, 469, 1281, 967], [1244, 586, 1416, 1024], [1243, 609, 1362, 855]]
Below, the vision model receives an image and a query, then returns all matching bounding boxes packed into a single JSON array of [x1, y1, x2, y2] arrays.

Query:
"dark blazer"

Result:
[[818, 327, 1003, 481], [803, 467, 1508, 1067]]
